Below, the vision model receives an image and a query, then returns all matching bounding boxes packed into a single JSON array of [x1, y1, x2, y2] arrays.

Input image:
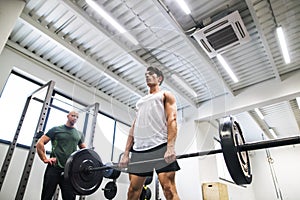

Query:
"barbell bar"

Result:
[[72, 135, 300, 173], [87, 148, 223, 173], [64, 116, 300, 196]]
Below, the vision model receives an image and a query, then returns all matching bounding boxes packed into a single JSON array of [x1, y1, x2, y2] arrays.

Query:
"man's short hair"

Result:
[[147, 66, 164, 85]]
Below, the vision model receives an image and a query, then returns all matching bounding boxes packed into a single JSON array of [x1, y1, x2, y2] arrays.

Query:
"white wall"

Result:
[[1, 46, 300, 200]]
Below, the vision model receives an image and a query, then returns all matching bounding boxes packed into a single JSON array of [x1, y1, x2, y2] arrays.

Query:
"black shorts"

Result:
[[128, 143, 180, 177]]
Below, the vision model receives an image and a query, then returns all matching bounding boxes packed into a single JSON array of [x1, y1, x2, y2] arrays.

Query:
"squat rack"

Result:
[[0, 80, 99, 200]]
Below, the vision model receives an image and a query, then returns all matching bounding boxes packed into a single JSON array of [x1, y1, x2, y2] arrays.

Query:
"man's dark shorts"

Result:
[[128, 143, 180, 177]]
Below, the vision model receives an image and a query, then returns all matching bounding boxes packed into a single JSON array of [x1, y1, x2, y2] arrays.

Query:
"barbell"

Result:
[[64, 116, 300, 196]]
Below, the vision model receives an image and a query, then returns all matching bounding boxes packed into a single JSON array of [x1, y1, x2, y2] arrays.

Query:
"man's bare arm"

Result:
[[164, 91, 178, 163], [36, 135, 56, 165]]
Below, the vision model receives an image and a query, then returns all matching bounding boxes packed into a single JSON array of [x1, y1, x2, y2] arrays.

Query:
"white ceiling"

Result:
[[6, 0, 300, 142]]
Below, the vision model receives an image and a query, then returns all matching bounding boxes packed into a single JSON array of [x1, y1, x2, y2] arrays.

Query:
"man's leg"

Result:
[[127, 174, 146, 200], [41, 165, 60, 200], [158, 171, 180, 200]]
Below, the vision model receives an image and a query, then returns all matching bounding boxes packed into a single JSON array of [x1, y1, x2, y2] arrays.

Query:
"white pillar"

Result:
[[0, 0, 25, 55]]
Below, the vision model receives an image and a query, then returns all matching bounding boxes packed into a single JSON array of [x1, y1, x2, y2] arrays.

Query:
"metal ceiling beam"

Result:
[[248, 111, 275, 139], [290, 99, 300, 131], [245, 0, 281, 81]]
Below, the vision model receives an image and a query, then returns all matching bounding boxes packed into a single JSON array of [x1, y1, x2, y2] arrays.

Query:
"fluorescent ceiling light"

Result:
[[269, 128, 277, 138], [296, 97, 300, 109], [175, 0, 191, 15], [254, 108, 264, 120], [86, 0, 138, 45], [276, 26, 290, 64], [171, 74, 197, 97], [217, 54, 238, 83]]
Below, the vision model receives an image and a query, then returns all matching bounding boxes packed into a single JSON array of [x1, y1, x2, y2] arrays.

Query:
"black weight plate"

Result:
[[219, 116, 252, 185], [144, 176, 153, 185], [111, 169, 121, 180], [103, 162, 121, 180], [64, 148, 104, 195], [139, 186, 151, 200], [103, 181, 117, 199]]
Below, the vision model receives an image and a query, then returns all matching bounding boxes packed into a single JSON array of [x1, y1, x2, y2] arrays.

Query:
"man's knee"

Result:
[[162, 183, 178, 199], [128, 184, 142, 193], [127, 185, 143, 200], [163, 189, 175, 199]]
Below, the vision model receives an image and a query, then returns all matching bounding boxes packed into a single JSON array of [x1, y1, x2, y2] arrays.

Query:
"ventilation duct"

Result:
[[192, 11, 250, 58]]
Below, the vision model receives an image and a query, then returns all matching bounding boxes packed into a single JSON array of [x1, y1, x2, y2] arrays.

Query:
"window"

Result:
[[0, 72, 40, 143], [113, 121, 130, 161]]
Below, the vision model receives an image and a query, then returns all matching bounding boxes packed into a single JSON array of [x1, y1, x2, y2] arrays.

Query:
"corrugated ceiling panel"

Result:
[[262, 101, 299, 136], [290, 99, 300, 131], [273, 0, 300, 75], [253, 0, 300, 79]]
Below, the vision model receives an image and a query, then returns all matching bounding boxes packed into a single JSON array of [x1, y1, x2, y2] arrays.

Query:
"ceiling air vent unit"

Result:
[[192, 10, 250, 58]]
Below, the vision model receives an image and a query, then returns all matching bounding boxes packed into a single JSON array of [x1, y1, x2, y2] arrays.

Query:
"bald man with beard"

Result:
[[37, 111, 86, 200]]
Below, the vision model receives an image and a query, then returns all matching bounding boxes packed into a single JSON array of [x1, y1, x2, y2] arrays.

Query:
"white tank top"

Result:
[[133, 90, 168, 151]]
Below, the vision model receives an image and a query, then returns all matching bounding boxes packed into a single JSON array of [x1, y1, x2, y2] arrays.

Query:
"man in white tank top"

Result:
[[120, 66, 180, 200]]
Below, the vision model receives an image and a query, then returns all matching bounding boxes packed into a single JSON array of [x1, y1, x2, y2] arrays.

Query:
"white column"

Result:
[[0, 0, 25, 55]]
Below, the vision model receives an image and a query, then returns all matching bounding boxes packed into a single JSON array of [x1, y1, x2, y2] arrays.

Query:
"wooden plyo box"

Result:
[[202, 182, 229, 200]]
